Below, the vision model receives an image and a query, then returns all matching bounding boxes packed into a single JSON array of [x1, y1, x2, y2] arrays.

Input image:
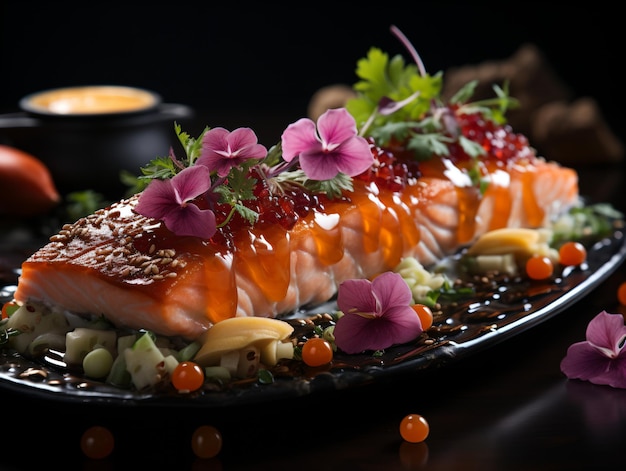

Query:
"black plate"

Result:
[[1, 222, 625, 408]]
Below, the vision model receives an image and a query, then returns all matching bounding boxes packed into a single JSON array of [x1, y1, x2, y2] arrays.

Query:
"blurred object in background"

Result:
[[308, 85, 357, 122], [2, 4, 622, 190], [0, 145, 60, 217], [531, 98, 623, 166], [0, 86, 194, 201], [442, 44, 571, 136], [308, 43, 623, 167], [442, 43, 624, 165]]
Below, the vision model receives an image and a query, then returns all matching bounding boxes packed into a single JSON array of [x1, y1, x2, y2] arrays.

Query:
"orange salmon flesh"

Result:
[[14, 156, 578, 340]]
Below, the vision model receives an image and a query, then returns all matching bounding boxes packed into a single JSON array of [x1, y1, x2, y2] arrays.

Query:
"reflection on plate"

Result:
[[0, 223, 625, 408]]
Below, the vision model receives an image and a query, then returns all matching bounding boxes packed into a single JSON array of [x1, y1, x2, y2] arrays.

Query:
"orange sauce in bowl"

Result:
[[25, 86, 159, 115]]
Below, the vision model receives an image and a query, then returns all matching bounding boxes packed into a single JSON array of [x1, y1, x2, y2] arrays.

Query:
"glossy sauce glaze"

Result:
[[15, 148, 578, 342]]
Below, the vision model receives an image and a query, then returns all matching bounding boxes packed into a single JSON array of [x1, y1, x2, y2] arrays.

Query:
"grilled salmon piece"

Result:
[[13, 154, 578, 341]]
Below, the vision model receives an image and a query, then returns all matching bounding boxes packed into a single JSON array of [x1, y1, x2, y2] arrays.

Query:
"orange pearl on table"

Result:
[[191, 425, 223, 459], [398, 441, 429, 468], [399, 414, 430, 443], [80, 425, 115, 460]]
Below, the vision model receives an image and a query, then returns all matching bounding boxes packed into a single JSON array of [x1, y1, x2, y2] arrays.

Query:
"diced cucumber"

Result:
[[116, 334, 137, 355], [176, 341, 201, 362], [204, 366, 231, 383], [219, 350, 240, 376], [98, 334, 138, 388], [64, 327, 117, 365], [7, 304, 70, 354], [106, 352, 132, 388], [162, 354, 179, 376], [158, 347, 176, 358], [123, 332, 166, 390]]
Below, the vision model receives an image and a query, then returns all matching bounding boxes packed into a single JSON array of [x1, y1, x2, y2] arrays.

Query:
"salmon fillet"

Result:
[[13, 154, 578, 340]]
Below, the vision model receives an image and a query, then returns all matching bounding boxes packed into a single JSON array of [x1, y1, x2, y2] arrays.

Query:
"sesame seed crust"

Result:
[[27, 195, 188, 286]]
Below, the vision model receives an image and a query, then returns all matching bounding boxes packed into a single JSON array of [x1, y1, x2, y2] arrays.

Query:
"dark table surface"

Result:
[[1, 114, 626, 471]]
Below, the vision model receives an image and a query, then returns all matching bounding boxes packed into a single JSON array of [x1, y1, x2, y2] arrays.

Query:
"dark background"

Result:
[[0, 3, 622, 144], [2, 5, 626, 469]]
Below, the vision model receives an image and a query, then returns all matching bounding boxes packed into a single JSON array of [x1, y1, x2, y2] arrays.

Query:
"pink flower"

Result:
[[560, 311, 626, 389], [134, 165, 217, 239], [333, 272, 423, 354], [280, 108, 373, 181], [197, 127, 267, 177]]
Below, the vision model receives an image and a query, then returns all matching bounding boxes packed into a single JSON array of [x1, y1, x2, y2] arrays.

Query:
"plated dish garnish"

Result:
[[0, 26, 623, 405]]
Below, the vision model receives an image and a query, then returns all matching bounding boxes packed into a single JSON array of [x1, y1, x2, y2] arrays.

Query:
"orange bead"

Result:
[[171, 361, 205, 392], [618, 282, 626, 306], [301, 337, 333, 367], [399, 414, 430, 443], [526, 255, 554, 280], [411, 304, 433, 330], [191, 425, 223, 459], [559, 241, 587, 266], [80, 425, 114, 460]]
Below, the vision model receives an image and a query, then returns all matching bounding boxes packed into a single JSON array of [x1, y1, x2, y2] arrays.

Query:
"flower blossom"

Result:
[[333, 272, 423, 354], [197, 127, 267, 177], [560, 310, 626, 389], [134, 165, 217, 239], [280, 107, 373, 181]]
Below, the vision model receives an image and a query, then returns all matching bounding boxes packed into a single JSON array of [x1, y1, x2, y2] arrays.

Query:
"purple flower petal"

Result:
[[334, 314, 401, 354], [334, 272, 423, 354], [198, 127, 267, 177], [202, 127, 230, 153], [560, 341, 613, 381], [171, 165, 212, 203], [280, 108, 373, 180], [228, 128, 268, 159], [586, 310, 626, 355], [134, 165, 216, 239], [337, 278, 379, 316], [299, 148, 344, 181], [162, 202, 217, 239], [561, 311, 626, 389], [316, 108, 359, 147], [381, 309, 422, 342], [371, 272, 422, 344], [280, 118, 318, 162], [134, 178, 178, 220], [333, 136, 376, 176], [371, 272, 414, 309], [590, 356, 626, 388]]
